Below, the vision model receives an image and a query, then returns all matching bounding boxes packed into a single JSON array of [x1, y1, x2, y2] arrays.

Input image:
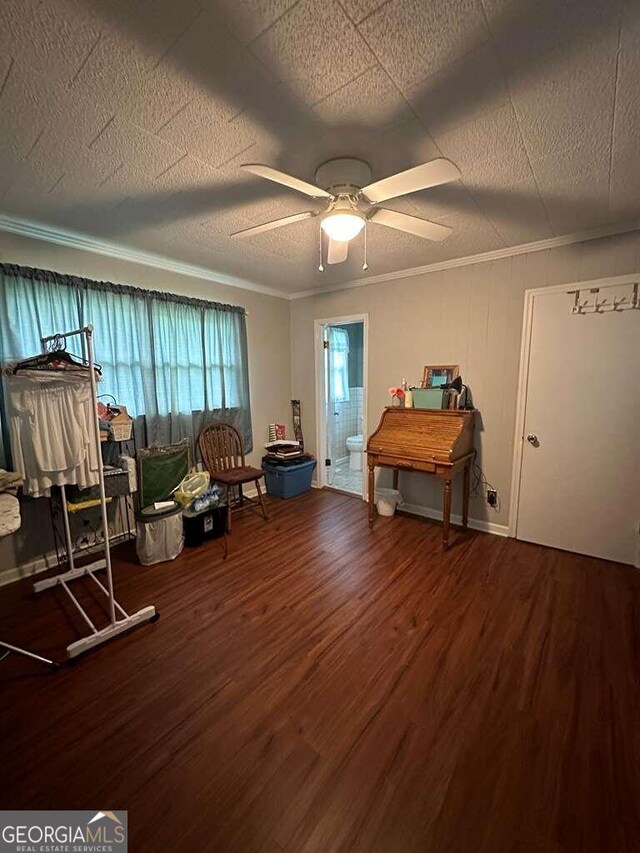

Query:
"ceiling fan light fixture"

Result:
[[320, 211, 365, 242], [236, 157, 460, 268]]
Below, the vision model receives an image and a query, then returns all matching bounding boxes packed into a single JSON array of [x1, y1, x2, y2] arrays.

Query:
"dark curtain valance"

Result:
[[0, 263, 246, 315]]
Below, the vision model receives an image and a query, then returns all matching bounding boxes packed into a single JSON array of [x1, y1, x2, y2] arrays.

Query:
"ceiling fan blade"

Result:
[[241, 164, 332, 199], [230, 211, 316, 238], [362, 158, 460, 204], [327, 238, 349, 265], [369, 208, 452, 241]]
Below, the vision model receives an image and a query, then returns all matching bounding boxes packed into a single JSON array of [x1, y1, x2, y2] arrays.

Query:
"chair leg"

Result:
[[255, 479, 268, 521], [226, 491, 232, 534], [239, 483, 244, 506]]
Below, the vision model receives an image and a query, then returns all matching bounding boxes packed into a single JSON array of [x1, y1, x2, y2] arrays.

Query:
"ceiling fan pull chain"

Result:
[[362, 220, 368, 272], [318, 225, 324, 272]]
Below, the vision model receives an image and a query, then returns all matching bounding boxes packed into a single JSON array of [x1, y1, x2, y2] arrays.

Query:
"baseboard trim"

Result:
[[0, 550, 59, 588], [400, 501, 509, 537], [0, 523, 137, 588]]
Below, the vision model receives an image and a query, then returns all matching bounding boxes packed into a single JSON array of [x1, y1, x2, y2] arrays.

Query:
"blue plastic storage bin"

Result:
[[262, 458, 317, 499]]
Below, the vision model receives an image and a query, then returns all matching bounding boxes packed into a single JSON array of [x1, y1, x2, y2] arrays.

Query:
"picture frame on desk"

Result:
[[421, 364, 459, 389]]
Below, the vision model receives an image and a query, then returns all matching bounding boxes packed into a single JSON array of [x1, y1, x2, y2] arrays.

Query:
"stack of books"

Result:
[[264, 439, 304, 461]]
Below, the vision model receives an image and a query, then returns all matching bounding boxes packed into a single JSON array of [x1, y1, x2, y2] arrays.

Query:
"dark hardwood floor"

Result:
[[1, 489, 639, 852]]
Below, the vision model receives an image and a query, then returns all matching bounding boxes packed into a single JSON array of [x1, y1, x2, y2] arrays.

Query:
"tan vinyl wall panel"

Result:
[[0, 231, 291, 578], [290, 231, 640, 529]]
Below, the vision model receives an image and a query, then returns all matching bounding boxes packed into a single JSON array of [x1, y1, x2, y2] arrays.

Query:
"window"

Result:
[[0, 264, 252, 463], [329, 327, 350, 403]]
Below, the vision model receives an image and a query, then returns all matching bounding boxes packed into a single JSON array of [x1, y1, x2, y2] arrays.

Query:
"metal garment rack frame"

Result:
[[48, 434, 137, 571], [34, 325, 158, 660], [0, 640, 59, 669]]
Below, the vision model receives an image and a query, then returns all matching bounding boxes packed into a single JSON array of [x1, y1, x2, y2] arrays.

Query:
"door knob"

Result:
[[526, 434, 540, 447]]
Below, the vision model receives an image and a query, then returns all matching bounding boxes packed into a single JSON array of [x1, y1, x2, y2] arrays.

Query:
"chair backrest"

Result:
[[198, 422, 246, 474]]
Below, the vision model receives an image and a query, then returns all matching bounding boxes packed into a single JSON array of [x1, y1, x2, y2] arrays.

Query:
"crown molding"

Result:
[[289, 219, 640, 300], [2, 214, 638, 305], [0, 214, 291, 300]]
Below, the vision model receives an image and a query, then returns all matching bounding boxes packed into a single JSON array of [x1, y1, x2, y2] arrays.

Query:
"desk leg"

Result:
[[368, 465, 376, 527], [392, 469, 399, 490], [443, 478, 452, 549], [462, 460, 470, 529]]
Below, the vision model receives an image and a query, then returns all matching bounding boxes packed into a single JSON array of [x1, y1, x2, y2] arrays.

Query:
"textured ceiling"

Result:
[[0, 0, 638, 294]]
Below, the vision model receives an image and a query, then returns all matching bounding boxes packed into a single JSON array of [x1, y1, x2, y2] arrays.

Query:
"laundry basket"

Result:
[[375, 488, 403, 517]]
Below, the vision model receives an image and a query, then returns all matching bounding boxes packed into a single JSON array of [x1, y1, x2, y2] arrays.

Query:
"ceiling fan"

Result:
[[230, 157, 461, 269]]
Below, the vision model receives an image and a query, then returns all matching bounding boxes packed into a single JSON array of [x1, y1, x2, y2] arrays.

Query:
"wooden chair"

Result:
[[198, 422, 268, 533]]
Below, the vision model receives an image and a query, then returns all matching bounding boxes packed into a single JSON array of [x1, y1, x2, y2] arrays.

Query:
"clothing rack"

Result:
[[33, 325, 158, 659]]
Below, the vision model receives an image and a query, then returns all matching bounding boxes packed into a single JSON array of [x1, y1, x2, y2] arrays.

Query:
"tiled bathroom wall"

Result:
[[331, 386, 364, 461]]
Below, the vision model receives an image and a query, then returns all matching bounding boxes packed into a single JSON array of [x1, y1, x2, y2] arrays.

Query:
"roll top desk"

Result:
[[366, 408, 476, 548]]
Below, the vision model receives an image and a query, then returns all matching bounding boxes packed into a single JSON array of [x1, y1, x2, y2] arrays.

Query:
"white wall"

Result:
[[290, 231, 640, 530], [0, 231, 292, 580]]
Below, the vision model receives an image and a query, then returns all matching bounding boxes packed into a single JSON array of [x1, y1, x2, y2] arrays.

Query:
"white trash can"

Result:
[[375, 488, 403, 517], [136, 501, 184, 565]]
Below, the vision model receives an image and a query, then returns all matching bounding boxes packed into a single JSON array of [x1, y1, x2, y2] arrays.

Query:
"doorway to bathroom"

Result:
[[314, 314, 368, 498]]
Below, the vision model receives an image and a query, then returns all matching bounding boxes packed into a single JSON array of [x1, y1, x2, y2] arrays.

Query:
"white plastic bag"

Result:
[[375, 488, 403, 517]]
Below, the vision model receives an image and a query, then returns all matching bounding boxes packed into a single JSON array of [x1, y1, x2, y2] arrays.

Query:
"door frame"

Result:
[[508, 272, 639, 537], [314, 313, 369, 498]]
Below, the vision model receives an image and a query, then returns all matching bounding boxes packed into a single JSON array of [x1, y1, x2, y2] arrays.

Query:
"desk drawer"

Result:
[[375, 454, 437, 474]]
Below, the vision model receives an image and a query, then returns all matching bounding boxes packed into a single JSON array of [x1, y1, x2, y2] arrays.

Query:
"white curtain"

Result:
[[329, 327, 350, 403]]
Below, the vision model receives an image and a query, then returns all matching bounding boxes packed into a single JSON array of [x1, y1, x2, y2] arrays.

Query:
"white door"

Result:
[[516, 285, 640, 564]]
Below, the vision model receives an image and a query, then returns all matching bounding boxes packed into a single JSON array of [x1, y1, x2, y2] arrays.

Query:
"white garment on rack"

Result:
[[5, 370, 100, 498]]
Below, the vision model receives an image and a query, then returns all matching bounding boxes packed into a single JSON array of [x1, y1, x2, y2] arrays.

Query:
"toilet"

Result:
[[346, 434, 363, 470]]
